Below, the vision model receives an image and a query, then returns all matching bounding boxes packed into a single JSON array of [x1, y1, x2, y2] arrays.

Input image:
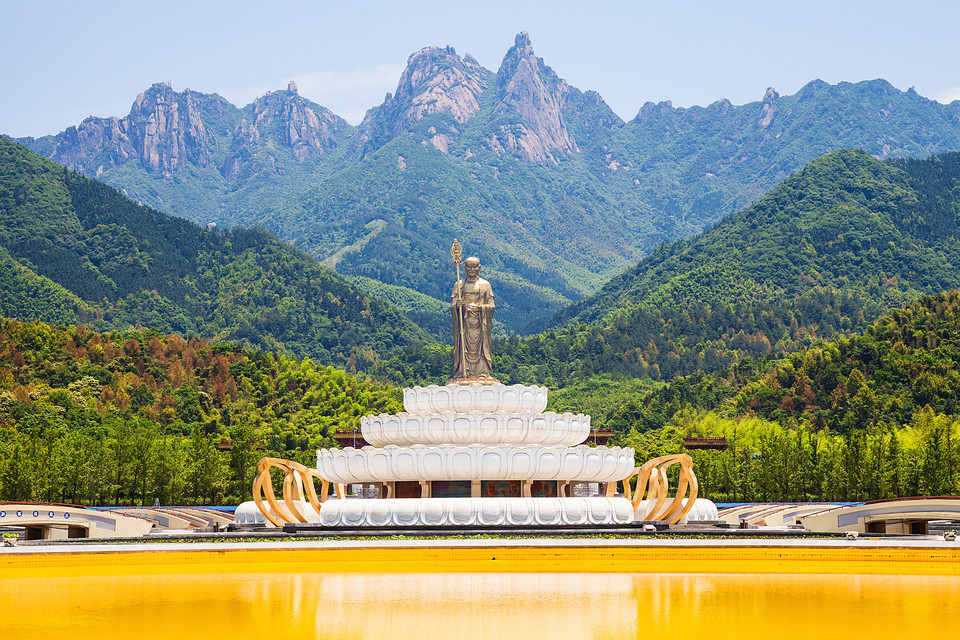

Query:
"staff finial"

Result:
[[451, 238, 463, 266]]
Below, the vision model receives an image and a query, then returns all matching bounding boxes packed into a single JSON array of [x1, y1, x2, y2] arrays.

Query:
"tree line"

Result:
[[0, 320, 400, 505]]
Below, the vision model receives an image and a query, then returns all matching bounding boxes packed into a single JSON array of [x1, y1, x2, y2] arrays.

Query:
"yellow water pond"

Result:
[[1, 570, 957, 639]]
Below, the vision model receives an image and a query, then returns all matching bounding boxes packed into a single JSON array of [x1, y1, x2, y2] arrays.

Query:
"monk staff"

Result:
[[451, 239, 467, 376]]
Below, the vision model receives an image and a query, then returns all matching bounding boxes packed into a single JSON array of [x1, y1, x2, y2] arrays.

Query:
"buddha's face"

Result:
[[465, 257, 480, 280]]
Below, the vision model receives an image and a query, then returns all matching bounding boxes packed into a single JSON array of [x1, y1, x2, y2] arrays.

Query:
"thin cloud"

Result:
[[934, 86, 960, 104], [217, 64, 404, 124], [292, 65, 404, 123], [218, 82, 277, 110]]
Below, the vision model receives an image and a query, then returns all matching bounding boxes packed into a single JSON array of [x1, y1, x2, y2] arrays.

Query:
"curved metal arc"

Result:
[[253, 459, 291, 527], [643, 467, 670, 521], [646, 457, 685, 521], [670, 463, 699, 524], [251, 457, 343, 526], [625, 453, 700, 524]]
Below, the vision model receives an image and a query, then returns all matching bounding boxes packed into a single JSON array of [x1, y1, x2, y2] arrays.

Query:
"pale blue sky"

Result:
[[3, 0, 959, 137]]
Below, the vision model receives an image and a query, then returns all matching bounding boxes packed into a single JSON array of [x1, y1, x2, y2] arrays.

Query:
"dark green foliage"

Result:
[[730, 290, 960, 432], [604, 290, 960, 434], [512, 150, 960, 383], [0, 136, 430, 369]]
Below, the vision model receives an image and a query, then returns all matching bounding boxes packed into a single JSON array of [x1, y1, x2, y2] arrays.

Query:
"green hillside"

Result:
[[263, 133, 630, 333], [0, 136, 430, 368], [495, 149, 960, 385], [0, 321, 401, 505], [615, 79, 960, 234], [605, 292, 960, 502]]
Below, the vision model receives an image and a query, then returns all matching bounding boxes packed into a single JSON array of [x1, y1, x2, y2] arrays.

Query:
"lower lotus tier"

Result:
[[316, 444, 635, 484], [318, 497, 635, 527]]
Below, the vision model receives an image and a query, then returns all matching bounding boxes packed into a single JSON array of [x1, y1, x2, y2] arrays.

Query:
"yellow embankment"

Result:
[[3, 543, 959, 578]]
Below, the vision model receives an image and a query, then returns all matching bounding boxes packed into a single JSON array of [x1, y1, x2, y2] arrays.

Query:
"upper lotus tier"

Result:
[[361, 411, 590, 447], [402, 383, 548, 414]]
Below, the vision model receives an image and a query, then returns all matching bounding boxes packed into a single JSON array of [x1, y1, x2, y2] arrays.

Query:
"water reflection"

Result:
[[2, 572, 958, 639]]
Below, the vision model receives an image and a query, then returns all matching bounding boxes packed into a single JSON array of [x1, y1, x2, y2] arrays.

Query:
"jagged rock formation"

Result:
[[128, 84, 217, 177], [636, 100, 674, 120], [359, 46, 488, 153], [356, 33, 600, 165], [30, 81, 345, 184], [490, 31, 577, 163], [222, 88, 348, 180], [46, 83, 230, 179], [758, 87, 779, 130], [49, 115, 136, 178]]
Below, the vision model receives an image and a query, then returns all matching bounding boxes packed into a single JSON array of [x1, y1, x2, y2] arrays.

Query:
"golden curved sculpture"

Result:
[[253, 454, 699, 527], [608, 454, 699, 524], [252, 457, 345, 527]]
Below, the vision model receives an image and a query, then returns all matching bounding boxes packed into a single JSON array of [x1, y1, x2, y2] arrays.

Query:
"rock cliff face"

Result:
[[357, 46, 489, 154], [222, 85, 347, 180], [126, 84, 217, 177], [491, 32, 577, 163], [48, 83, 227, 179], [357, 33, 595, 164], [49, 115, 136, 177], [388, 46, 486, 133], [758, 87, 779, 130], [37, 81, 346, 183]]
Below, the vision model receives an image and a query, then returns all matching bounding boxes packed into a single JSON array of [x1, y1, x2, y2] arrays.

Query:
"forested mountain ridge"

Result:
[[0, 136, 429, 368], [508, 149, 960, 383], [15, 33, 960, 332], [370, 150, 960, 389], [607, 289, 960, 434], [554, 149, 960, 328]]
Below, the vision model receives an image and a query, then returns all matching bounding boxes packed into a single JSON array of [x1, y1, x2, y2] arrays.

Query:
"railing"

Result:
[[683, 437, 728, 450]]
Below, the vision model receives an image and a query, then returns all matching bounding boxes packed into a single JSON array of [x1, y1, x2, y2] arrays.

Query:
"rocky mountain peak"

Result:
[[360, 45, 488, 145], [46, 82, 219, 179], [635, 100, 675, 121], [714, 98, 733, 116], [491, 32, 576, 163], [222, 88, 349, 180], [758, 86, 779, 129], [127, 83, 215, 177]]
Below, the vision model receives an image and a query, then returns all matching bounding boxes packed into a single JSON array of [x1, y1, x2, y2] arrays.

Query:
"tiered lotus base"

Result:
[[315, 383, 637, 527]]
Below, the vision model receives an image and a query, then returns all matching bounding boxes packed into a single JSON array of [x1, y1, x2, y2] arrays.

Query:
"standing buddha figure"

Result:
[[450, 256, 498, 383]]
